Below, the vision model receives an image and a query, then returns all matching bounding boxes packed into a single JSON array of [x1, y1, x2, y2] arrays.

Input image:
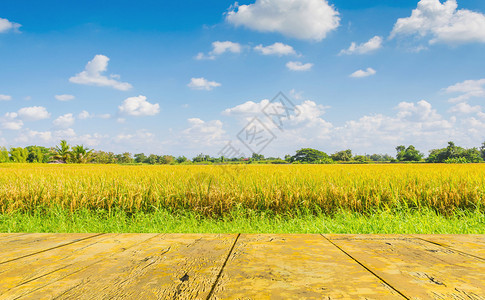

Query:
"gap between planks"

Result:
[[321, 234, 411, 300], [0, 233, 105, 265]]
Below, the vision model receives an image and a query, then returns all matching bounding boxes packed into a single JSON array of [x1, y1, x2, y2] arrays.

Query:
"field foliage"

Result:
[[0, 163, 484, 217]]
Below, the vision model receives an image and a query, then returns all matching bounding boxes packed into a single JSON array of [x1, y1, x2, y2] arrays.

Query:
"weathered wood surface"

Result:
[[325, 234, 485, 299], [0, 234, 484, 299]]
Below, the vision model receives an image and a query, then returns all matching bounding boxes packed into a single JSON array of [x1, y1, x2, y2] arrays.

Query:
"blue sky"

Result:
[[1, 0, 485, 157]]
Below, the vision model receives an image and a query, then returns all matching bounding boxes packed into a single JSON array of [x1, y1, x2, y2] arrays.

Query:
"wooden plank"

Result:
[[210, 234, 403, 299], [325, 234, 485, 299], [0, 233, 157, 296], [0, 233, 30, 241], [0, 233, 100, 264], [413, 234, 485, 260], [10, 234, 237, 299]]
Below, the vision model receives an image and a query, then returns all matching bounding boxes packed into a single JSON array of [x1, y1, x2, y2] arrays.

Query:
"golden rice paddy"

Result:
[[0, 163, 484, 216]]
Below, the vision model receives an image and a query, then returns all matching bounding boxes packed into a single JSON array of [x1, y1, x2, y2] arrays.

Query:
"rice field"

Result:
[[0, 163, 484, 217]]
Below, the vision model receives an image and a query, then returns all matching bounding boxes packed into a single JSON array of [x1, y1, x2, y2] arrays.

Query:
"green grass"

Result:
[[1, 208, 484, 234]]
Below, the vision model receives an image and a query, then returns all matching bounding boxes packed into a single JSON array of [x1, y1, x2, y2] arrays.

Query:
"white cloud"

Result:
[[115, 129, 154, 143], [69, 55, 132, 91], [0, 113, 23, 130], [195, 52, 215, 60], [53, 113, 75, 128], [391, 0, 485, 44], [286, 61, 313, 71], [55, 94, 75, 101], [339, 36, 383, 55], [98, 113, 111, 119], [0, 17, 21, 33], [226, 0, 340, 41], [78, 110, 92, 120], [211, 41, 242, 55], [15, 130, 53, 144], [187, 77, 221, 90], [0, 94, 11, 101], [17, 106, 51, 121], [196, 41, 242, 60], [254, 42, 296, 56], [54, 128, 76, 138], [118, 95, 160, 116], [77, 111, 111, 120], [182, 118, 226, 146], [51, 128, 106, 147], [449, 102, 482, 114], [350, 67, 376, 78], [223, 99, 271, 116], [445, 78, 485, 102], [221, 95, 476, 156]]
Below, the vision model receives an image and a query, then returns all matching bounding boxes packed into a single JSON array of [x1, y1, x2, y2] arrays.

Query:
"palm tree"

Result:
[[70, 145, 93, 164], [51, 140, 71, 163]]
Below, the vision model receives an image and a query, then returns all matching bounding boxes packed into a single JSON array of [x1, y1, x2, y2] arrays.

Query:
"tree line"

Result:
[[1, 140, 485, 164]]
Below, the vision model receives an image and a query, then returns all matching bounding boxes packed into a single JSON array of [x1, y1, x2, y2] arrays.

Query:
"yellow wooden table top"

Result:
[[0, 234, 483, 299]]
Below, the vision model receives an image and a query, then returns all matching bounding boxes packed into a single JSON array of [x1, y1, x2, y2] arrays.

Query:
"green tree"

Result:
[[91, 151, 116, 164], [118, 152, 134, 164], [176, 156, 188, 164], [251, 153, 265, 161], [146, 154, 158, 164], [331, 149, 352, 161], [9, 147, 29, 163], [134, 153, 147, 163], [159, 155, 175, 164], [461, 148, 483, 163], [52, 140, 71, 162], [26, 146, 50, 163], [396, 145, 423, 162], [292, 148, 329, 163], [70, 145, 93, 163], [0, 147, 9, 163], [426, 141, 482, 163], [368, 154, 393, 162], [192, 153, 209, 163], [480, 142, 485, 160], [353, 155, 370, 163]]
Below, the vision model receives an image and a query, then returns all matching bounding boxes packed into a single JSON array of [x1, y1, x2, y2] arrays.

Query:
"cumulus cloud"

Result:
[[254, 42, 296, 56], [350, 68, 376, 78], [115, 129, 154, 143], [187, 77, 221, 90], [0, 113, 23, 130], [53, 113, 75, 128], [286, 61, 313, 71], [0, 17, 21, 33], [339, 36, 383, 55], [15, 130, 52, 144], [78, 110, 92, 120], [223, 99, 271, 116], [211, 41, 242, 55], [0, 94, 11, 101], [182, 118, 226, 146], [55, 94, 75, 101], [221, 94, 482, 156], [17, 106, 51, 121], [226, 0, 340, 41], [195, 41, 242, 60], [448, 102, 482, 114], [445, 78, 485, 102], [118, 95, 160, 116], [51, 128, 105, 147], [69, 55, 132, 91], [391, 0, 485, 44]]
